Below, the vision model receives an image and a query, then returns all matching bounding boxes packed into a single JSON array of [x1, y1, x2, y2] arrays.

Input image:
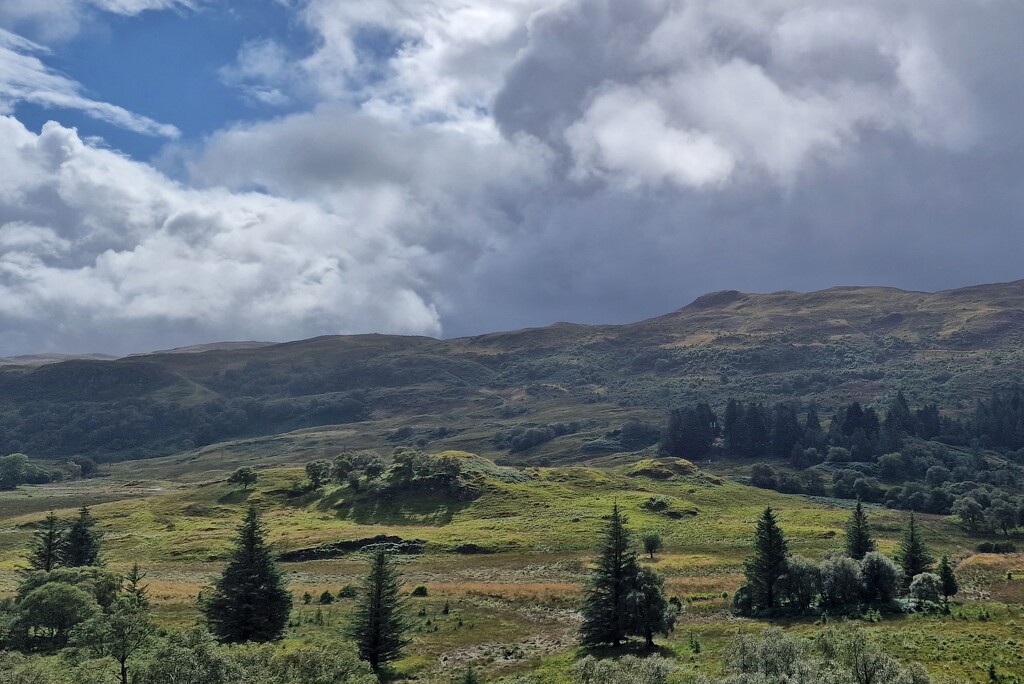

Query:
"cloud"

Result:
[[496, 0, 978, 189], [0, 116, 442, 354], [3, 0, 1024, 354], [0, 0, 195, 42], [0, 29, 180, 137]]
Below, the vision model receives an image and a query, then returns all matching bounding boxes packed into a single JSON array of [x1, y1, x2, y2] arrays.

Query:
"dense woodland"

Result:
[[661, 388, 1024, 540]]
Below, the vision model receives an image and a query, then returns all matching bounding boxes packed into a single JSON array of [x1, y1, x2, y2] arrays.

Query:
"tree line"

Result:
[[662, 390, 1024, 537], [735, 502, 958, 617]]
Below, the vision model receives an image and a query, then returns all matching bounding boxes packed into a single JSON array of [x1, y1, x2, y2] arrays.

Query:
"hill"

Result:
[[1, 280, 1023, 463]]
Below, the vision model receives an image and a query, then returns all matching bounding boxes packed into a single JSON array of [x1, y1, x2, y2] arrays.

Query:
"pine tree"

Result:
[[844, 500, 876, 560], [898, 513, 933, 590], [202, 506, 292, 643], [938, 555, 959, 602], [124, 563, 150, 609], [61, 506, 102, 567], [743, 506, 788, 611], [348, 548, 410, 672], [579, 503, 640, 647], [27, 511, 64, 572]]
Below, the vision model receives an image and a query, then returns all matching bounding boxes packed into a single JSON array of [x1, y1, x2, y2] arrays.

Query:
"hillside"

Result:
[[1, 280, 1023, 463]]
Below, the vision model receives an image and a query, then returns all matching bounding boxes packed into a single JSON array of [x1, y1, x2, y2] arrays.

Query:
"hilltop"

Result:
[[1, 280, 1023, 464]]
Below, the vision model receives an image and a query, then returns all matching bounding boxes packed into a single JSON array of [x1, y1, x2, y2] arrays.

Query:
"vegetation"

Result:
[[201, 506, 292, 643], [347, 549, 410, 672]]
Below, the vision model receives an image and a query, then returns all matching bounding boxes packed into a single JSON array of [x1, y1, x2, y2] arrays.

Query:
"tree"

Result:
[[73, 594, 155, 684], [820, 556, 862, 608], [228, 467, 258, 491], [454, 667, 479, 684], [0, 452, 28, 490], [741, 507, 789, 612], [859, 552, 900, 603], [898, 513, 933, 590], [779, 555, 820, 612], [626, 567, 677, 648], [26, 511, 64, 573], [124, 562, 150, 609], [579, 503, 640, 647], [952, 497, 985, 532], [202, 506, 292, 643], [938, 556, 959, 603], [12, 582, 99, 650], [347, 548, 410, 672], [642, 532, 663, 560], [844, 500, 876, 560], [988, 499, 1018, 536], [909, 573, 942, 603], [61, 506, 102, 568], [305, 460, 330, 489]]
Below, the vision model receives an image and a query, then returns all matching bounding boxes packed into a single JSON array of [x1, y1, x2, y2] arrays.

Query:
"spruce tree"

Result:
[[202, 506, 292, 643], [579, 503, 639, 647], [844, 500, 876, 560], [938, 555, 959, 602], [743, 506, 788, 611], [62, 506, 102, 567], [348, 548, 410, 672], [898, 513, 933, 590], [27, 511, 65, 572]]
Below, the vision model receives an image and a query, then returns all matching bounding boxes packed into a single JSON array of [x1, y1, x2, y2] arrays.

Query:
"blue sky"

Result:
[[0, 0, 1023, 355], [11, 2, 304, 158]]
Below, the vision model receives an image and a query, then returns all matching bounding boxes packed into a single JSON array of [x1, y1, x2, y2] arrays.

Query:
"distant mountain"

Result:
[[2, 280, 1023, 463]]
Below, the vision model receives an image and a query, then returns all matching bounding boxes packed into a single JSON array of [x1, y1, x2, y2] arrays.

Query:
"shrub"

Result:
[[909, 573, 942, 604], [410, 586, 429, 597]]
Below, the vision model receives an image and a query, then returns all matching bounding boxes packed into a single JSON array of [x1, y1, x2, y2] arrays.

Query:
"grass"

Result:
[[0, 454, 1017, 683]]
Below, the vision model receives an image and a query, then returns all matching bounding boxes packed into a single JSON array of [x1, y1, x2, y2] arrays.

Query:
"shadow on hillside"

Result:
[[316, 487, 471, 525], [217, 490, 252, 504], [577, 641, 675, 659]]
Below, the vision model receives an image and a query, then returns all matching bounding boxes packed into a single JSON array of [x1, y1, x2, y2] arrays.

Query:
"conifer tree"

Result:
[[202, 506, 292, 643], [844, 500, 876, 560], [62, 506, 102, 567], [743, 506, 788, 611], [938, 555, 959, 602], [27, 511, 65, 572], [124, 563, 150, 609], [348, 548, 410, 672], [580, 503, 640, 647], [898, 513, 933, 590]]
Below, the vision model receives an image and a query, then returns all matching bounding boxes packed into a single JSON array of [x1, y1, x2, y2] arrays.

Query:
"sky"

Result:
[[0, 0, 1022, 356]]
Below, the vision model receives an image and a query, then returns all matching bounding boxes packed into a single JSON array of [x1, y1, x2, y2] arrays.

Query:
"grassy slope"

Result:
[[2, 454, 1020, 683]]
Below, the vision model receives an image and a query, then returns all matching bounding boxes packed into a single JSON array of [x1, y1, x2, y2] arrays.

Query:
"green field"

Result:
[[3, 450, 1021, 683]]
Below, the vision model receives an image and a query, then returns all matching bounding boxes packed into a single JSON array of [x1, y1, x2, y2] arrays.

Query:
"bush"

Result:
[[820, 556, 862, 608], [410, 586, 429, 597], [909, 573, 942, 604], [572, 655, 670, 684], [860, 552, 901, 604], [976, 541, 1017, 553]]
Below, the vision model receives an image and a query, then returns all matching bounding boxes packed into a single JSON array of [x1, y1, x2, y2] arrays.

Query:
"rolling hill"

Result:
[[2, 280, 1023, 464]]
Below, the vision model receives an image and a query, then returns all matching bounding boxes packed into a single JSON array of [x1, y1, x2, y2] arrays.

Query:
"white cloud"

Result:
[[0, 116, 442, 354], [0, 29, 180, 137], [0, 0, 195, 42]]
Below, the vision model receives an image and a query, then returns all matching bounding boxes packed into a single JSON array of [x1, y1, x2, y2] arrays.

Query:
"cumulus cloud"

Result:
[[0, 30, 180, 137], [3, 0, 1024, 353], [0, 116, 442, 354], [498, 0, 978, 189]]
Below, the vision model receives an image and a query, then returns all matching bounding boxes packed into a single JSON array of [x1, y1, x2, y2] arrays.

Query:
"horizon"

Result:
[[4, 275, 1020, 359]]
